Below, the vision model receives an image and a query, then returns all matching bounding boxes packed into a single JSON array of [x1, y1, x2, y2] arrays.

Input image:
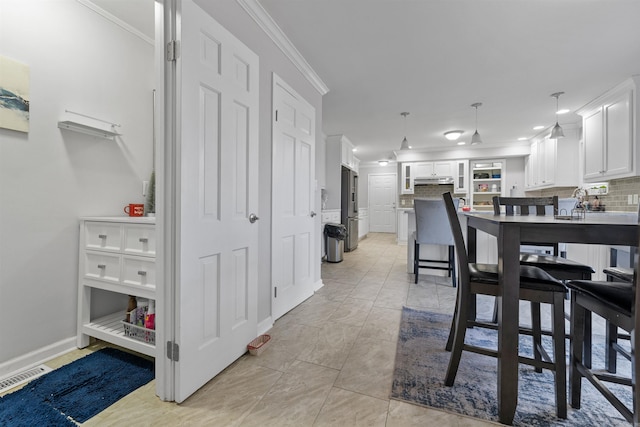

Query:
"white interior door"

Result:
[[174, 0, 259, 402], [369, 173, 397, 233], [272, 74, 316, 321]]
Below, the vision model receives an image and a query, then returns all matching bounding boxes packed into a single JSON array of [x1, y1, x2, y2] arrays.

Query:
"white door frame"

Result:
[[157, 0, 174, 402]]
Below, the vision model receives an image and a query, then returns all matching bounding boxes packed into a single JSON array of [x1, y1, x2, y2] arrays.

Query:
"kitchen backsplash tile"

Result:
[[399, 184, 456, 207], [527, 176, 640, 212]]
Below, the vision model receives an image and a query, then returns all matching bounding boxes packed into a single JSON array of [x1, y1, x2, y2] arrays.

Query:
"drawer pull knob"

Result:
[[139, 237, 149, 243], [137, 270, 147, 276], [97, 264, 106, 269], [98, 234, 107, 239]]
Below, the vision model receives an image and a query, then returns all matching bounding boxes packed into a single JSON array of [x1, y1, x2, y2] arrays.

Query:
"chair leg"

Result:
[[584, 310, 592, 369], [605, 321, 618, 373], [445, 289, 470, 386], [552, 293, 567, 419], [569, 292, 585, 409], [531, 302, 543, 373], [449, 245, 456, 287], [414, 241, 419, 284]]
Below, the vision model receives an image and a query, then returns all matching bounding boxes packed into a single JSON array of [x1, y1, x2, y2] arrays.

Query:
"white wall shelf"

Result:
[[58, 120, 121, 140]]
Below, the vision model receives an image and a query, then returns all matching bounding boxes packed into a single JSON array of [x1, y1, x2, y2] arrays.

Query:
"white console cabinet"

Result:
[[76, 217, 156, 357]]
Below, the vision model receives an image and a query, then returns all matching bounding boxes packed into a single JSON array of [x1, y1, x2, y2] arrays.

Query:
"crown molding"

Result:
[[76, 0, 154, 46], [236, 0, 329, 95]]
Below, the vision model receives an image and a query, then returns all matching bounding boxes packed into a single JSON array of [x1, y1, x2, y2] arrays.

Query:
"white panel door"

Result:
[[175, 0, 259, 402], [369, 173, 397, 233], [272, 74, 316, 321]]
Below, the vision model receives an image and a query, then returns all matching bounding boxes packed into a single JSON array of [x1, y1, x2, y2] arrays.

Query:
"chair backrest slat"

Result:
[[492, 196, 558, 216]]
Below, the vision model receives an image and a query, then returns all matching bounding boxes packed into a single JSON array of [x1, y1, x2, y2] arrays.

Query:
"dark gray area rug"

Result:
[[391, 307, 631, 426]]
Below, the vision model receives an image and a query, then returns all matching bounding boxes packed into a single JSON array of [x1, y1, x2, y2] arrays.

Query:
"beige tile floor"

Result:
[[5, 233, 509, 426]]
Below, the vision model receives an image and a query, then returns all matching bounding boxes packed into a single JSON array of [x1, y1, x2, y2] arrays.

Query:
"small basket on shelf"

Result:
[[247, 334, 271, 356], [121, 320, 156, 345]]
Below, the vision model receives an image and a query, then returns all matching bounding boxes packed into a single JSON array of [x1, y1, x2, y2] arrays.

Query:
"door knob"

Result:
[[249, 213, 259, 223], [310, 211, 317, 217]]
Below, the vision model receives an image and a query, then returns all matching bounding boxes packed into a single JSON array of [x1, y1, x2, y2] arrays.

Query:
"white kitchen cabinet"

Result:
[[415, 161, 453, 178], [330, 134, 358, 171], [400, 163, 414, 195], [358, 208, 369, 239], [453, 159, 469, 194], [577, 78, 637, 182], [77, 217, 156, 357], [525, 131, 579, 190], [470, 159, 505, 211], [397, 209, 410, 244]]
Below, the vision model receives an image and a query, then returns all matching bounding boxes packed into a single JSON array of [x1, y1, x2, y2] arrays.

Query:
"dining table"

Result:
[[464, 211, 638, 425]]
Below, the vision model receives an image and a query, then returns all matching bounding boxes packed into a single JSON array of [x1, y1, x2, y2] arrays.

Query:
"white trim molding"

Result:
[[236, 0, 329, 95], [0, 337, 76, 379], [76, 0, 154, 46]]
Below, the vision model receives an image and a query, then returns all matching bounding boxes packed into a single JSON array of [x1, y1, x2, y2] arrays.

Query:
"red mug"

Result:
[[124, 203, 144, 217]]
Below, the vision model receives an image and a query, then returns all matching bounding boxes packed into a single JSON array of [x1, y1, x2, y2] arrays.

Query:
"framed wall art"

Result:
[[0, 55, 30, 133]]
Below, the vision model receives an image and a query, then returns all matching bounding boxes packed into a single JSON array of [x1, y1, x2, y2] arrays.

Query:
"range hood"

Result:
[[414, 176, 454, 185]]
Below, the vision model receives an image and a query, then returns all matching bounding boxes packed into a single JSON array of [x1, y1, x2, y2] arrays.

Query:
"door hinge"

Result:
[[274, 287, 277, 298], [275, 110, 278, 122], [166, 341, 180, 361], [166, 40, 179, 62]]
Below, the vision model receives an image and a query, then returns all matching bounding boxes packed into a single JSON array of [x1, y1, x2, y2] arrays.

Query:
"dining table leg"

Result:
[[497, 223, 521, 424]]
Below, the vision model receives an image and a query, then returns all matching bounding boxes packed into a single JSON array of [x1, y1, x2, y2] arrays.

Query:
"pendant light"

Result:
[[399, 112, 410, 150], [549, 92, 565, 139], [470, 102, 483, 145]]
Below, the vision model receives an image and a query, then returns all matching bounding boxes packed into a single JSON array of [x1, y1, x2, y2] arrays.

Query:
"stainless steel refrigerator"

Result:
[[341, 166, 359, 252]]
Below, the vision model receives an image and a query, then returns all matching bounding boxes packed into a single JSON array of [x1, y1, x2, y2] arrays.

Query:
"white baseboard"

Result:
[[0, 337, 77, 379], [313, 279, 324, 292], [257, 316, 273, 336]]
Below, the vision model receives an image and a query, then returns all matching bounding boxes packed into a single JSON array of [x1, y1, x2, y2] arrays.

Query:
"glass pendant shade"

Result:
[[470, 130, 483, 145], [470, 102, 482, 145], [550, 122, 564, 139], [550, 92, 565, 139], [399, 112, 410, 150]]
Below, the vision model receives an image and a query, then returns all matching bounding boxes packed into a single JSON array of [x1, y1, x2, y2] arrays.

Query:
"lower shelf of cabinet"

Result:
[[80, 312, 156, 357]]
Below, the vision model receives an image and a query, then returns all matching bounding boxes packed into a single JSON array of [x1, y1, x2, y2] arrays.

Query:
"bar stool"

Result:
[[413, 197, 459, 285]]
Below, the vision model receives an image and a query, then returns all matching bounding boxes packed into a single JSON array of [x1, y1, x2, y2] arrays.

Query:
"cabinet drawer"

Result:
[[122, 256, 156, 289], [85, 222, 122, 252], [123, 224, 156, 257], [84, 252, 121, 283]]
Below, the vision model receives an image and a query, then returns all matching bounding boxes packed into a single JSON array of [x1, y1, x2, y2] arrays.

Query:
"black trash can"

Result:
[[324, 223, 346, 263]]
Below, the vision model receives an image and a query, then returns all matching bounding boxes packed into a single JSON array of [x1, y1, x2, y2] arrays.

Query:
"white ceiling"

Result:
[[93, 0, 640, 164]]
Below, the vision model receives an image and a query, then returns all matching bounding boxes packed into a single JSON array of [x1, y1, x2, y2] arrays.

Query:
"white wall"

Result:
[[0, 1, 154, 369], [193, 1, 324, 323]]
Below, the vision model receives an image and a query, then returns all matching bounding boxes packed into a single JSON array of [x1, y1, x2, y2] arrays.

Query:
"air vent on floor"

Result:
[[0, 365, 52, 393]]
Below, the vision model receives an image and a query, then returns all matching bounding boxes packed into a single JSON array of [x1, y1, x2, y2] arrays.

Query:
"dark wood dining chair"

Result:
[[567, 206, 640, 423], [602, 266, 634, 374], [492, 195, 595, 369], [442, 192, 568, 419], [413, 198, 459, 286], [492, 196, 594, 281]]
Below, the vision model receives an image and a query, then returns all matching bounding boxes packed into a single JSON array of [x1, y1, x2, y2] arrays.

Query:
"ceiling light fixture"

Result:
[[444, 130, 464, 141], [549, 92, 565, 139], [470, 102, 483, 145], [533, 125, 545, 130], [399, 112, 410, 150], [457, 141, 466, 146], [378, 160, 389, 166]]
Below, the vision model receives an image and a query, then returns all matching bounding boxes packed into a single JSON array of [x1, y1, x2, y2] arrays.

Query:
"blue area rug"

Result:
[[391, 307, 631, 426], [0, 347, 154, 426]]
